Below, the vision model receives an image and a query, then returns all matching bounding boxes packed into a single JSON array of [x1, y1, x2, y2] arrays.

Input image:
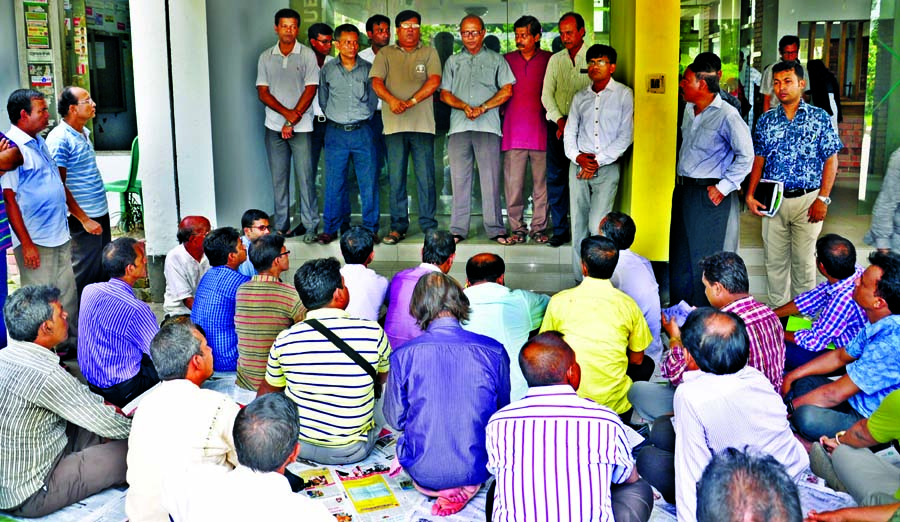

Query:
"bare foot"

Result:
[[431, 484, 481, 516]]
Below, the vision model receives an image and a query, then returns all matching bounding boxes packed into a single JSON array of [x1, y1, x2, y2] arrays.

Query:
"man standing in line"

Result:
[[761, 35, 810, 112], [440, 14, 515, 243], [503, 16, 552, 244], [541, 11, 591, 247], [359, 14, 391, 176], [256, 8, 319, 241], [746, 61, 842, 307], [317, 24, 380, 245], [564, 44, 633, 280], [0, 136, 18, 348], [370, 10, 442, 245], [307, 23, 336, 232], [46, 86, 111, 297], [669, 62, 753, 307], [3, 89, 98, 348]]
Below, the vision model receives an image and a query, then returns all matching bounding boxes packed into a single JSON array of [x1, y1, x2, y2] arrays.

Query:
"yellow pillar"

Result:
[[610, 0, 680, 261]]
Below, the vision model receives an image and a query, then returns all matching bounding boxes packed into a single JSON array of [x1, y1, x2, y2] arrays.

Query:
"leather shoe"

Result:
[[316, 232, 336, 245], [547, 233, 570, 247]]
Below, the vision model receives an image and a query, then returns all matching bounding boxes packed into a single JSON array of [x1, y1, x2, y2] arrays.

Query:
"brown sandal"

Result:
[[511, 231, 527, 244], [531, 232, 549, 244], [491, 234, 514, 245]]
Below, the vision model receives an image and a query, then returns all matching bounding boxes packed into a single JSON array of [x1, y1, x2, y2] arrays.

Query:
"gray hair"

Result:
[[410, 272, 470, 329], [4, 285, 61, 342], [149, 321, 203, 380], [233, 393, 300, 472]]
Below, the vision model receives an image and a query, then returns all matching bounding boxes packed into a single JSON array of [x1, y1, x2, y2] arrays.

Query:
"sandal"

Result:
[[383, 231, 405, 245], [452, 234, 466, 244], [531, 232, 549, 244], [511, 231, 527, 244], [490, 234, 514, 245]]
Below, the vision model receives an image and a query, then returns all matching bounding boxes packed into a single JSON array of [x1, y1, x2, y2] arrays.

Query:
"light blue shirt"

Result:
[[677, 94, 754, 196], [238, 236, 256, 278], [441, 47, 515, 136], [1, 125, 69, 248], [463, 282, 549, 400], [45, 121, 108, 218], [610, 249, 663, 359], [319, 58, 377, 125], [846, 314, 900, 417]]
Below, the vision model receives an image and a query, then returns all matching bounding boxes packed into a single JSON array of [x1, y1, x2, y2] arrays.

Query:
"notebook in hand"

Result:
[[753, 179, 784, 217]]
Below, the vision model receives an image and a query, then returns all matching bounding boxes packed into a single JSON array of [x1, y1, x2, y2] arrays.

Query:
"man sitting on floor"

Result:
[[0, 285, 131, 518], [259, 258, 390, 464], [191, 227, 250, 372], [540, 235, 653, 421], [163, 216, 210, 317], [238, 209, 272, 278], [486, 331, 653, 522], [384, 230, 455, 348], [783, 251, 900, 441], [600, 211, 663, 360], [339, 226, 388, 321], [385, 272, 510, 516], [161, 393, 333, 521], [78, 238, 160, 408], [635, 308, 807, 521], [235, 234, 305, 391], [463, 252, 549, 401], [126, 319, 240, 522], [629, 251, 785, 421], [774, 233, 866, 370]]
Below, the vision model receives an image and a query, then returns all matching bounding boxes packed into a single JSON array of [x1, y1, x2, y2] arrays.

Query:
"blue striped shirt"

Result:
[[77, 278, 160, 388], [191, 266, 250, 371], [266, 308, 391, 447], [45, 122, 109, 218], [486, 385, 634, 522]]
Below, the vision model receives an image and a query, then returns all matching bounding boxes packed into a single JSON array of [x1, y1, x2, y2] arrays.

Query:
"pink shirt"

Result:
[[502, 49, 552, 151]]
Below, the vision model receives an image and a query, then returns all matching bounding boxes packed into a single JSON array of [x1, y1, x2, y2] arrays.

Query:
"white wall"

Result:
[[777, 0, 871, 44]]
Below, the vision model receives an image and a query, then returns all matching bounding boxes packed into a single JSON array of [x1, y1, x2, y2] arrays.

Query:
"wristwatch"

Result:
[[817, 195, 832, 206]]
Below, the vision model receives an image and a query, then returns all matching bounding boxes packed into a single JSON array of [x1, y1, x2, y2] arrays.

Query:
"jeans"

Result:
[[264, 128, 317, 233], [385, 132, 437, 234], [789, 375, 864, 440], [545, 120, 570, 237], [323, 123, 379, 234]]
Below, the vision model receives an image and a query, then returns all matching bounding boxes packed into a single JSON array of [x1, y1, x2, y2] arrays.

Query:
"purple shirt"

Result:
[[794, 265, 867, 352], [78, 278, 160, 388], [502, 50, 552, 151], [384, 317, 510, 490], [383, 264, 440, 348]]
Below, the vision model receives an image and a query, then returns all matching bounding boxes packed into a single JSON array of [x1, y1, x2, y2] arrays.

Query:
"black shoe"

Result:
[[547, 233, 570, 247], [289, 223, 307, 238]]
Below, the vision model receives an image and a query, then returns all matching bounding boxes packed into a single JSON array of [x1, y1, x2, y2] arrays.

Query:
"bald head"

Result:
[[176, 216, 211, 245], [466, 253, 505, 285], [519, 332, 578, 387], [681, 307, 749, 376], [461, 14, 484, 30]]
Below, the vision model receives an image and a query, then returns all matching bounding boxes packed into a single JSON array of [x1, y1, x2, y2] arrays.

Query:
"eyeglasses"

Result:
[[251, 225, 270, 231], [460, 30, 482, 38], [588, 59, 611, 67], [77, 98, 94, 105], [399, 23, 420, 30], [278, 250, 291, 257]]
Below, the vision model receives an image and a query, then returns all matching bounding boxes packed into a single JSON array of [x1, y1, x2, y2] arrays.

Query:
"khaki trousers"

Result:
[[761, 190, 823, 307]]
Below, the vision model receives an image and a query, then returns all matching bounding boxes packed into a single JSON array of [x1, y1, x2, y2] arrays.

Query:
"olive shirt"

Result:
[[369, 43, 442, 135]]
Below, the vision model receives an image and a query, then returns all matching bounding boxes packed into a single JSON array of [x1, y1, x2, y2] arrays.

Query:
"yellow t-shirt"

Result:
[[540, 278, 651, 413]]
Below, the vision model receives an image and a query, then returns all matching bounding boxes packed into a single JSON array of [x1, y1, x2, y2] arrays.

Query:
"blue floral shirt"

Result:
[[753, 101, 843, 190], [846, 315, 900, 417]]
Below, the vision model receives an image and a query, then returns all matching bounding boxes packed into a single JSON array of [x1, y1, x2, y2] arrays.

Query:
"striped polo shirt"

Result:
[[234, 275, 305, 391], [266, 308, 390, 447], [45, 121, 109, 218]]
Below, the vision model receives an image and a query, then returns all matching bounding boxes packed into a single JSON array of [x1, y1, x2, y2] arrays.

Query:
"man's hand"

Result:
[[818, 435, 839, 454], [804, 509, 850, 522], [707, 185, 725, 206], [465, 104, 485, 120], [780, 372, 797, 397], [661, 312, 682, 340], [807, 198, 828, 223], [387, 97, 408, 114], [281, 124, 294, 140], [575, 153, 598, 179], [0, 137, 10, 152], [82, 218, 102, 235], [745, 193, 768, 216], [556, 117, 567, 140], [22, 242, 40, 270]]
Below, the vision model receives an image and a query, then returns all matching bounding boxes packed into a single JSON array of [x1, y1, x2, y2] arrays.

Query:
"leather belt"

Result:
[[327, 120, 367, 132], [675, 176, 719, 187], [783, 188, 818, 198]]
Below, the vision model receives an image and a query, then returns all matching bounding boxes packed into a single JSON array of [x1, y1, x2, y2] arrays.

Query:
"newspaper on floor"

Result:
[[0, 487, 128, 522], [797, 471, 857, 514]]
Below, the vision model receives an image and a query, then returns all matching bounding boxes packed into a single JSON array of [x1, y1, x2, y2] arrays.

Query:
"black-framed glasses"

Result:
[[278, 250, 291, 257]]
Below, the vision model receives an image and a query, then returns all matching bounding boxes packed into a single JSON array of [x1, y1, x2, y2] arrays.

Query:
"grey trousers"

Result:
[[7, 425, 128, 518], [832, 444, 900, 506], [14, 241, 79, 340], [448, 131, 506, 239], [297, 427, 379, 465], [570, 161, 619, 280], [504, 149, 548, 235], [627, 381, 676, 422], [264, 128, 318, 234]]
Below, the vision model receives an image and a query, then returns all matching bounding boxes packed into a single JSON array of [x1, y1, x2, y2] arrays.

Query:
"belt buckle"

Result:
[[343, 124, 355, 131], [317, 115, 326, 123]]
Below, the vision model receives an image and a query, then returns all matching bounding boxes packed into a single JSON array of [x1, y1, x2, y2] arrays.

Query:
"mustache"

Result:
[[516, 42, 525, 48]]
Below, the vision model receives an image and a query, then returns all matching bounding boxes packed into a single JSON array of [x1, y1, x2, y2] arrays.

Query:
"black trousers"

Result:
[[89, 353, 159, 408], [635, 415, 676, 503], [68, 213, 112, 298]]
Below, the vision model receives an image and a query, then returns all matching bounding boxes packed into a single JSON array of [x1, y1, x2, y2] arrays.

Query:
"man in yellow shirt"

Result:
[[541, 235, 653, 419]]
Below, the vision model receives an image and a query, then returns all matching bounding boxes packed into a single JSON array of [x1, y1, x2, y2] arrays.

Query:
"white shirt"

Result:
[[358, 47, 382, 111], [256, 41, 319, 132], [563, 78, 634, 167], [341, 263, 388, 321], [163, 243, 210, 316], [486, 385, 634, 522], [609, 249, 662, 360], [673, 366, 809, 522], [463, 282, 549, 400], [126, 380, 241, 522], [162, 464, 333, 522]]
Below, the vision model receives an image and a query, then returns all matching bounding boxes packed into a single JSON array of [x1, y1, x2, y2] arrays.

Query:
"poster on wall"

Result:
[[23, 1, 51, 49], [28, 63, 57, 125]]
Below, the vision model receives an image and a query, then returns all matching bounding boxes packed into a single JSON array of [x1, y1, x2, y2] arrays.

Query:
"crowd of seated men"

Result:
[[1, 205, 899, 522]]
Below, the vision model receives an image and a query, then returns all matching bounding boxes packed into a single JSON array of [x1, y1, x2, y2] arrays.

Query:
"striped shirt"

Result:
[[541, 45, 590, 124], [234, 274, 305, 391], [0, 339, 131, 509], [78, 278, 160, 388], [486, 385, 634, 522], [265, 308, 390, 447], [0, 132, 12, 251], [794, 265, 867, 352], [192, 266, 250, 372], [45, 121, 109, 217]]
